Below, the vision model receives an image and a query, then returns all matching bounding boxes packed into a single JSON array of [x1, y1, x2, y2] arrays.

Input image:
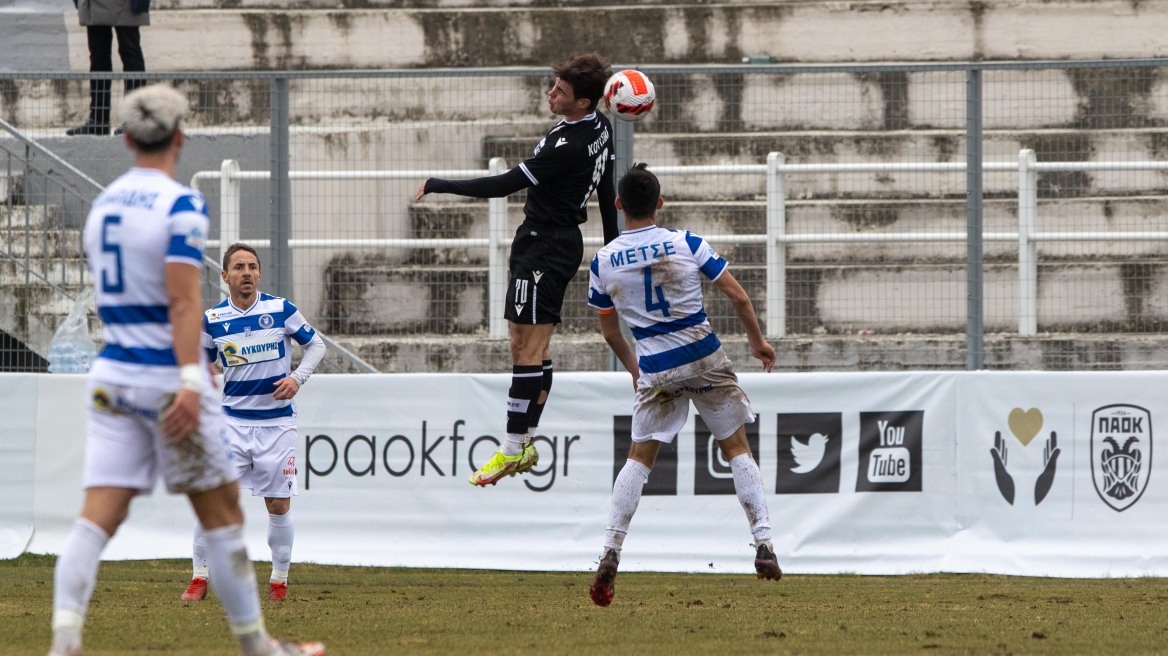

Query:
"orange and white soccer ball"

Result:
[[603, 70, 655, 122]]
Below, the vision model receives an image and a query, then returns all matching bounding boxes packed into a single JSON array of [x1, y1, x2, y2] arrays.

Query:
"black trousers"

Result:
[[84, 25, 147, 125]]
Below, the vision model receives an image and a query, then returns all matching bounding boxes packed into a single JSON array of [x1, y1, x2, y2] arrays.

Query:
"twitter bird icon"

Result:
[[790, 433, 828, 473]]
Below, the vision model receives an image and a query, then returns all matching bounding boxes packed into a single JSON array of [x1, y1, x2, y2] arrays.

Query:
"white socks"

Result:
[[502, 432, 527, 457], [604, 459, 652, 553], [195, 512, 294, 585], [192, 522, 209, 579], [729, 453, 773, 546], [51, 518, 110, 650], [268, 512, 294, 583], [203, 524, 265, 633]]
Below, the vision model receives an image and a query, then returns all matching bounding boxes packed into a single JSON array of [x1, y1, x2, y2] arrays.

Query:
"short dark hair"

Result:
[[552, 53, 612, 112], [222, 242, 260, 272], [617, 163, 660, 220]]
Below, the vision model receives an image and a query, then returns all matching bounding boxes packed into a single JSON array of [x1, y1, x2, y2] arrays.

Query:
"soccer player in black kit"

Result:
[[416, 53, 618, 487]]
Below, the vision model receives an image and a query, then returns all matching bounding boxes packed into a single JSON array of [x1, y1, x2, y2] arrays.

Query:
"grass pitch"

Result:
[[3, 553, 1166, 655]]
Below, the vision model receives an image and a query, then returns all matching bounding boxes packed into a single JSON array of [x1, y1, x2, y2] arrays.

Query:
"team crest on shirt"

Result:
[[92, 388, 111, 411], [259, 314, 274, 329]]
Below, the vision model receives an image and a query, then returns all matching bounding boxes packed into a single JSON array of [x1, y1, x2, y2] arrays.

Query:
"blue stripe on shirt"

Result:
[[637, 332, 722, 374], [223, 373, 287, 398], [700, 256, 727, 280], [99, 343, 177, 366], [630, 309, 708, 341], [98, 304, 169, 325], [225, 405, 294, 420], [290, 326, 315, 345], [167, 234, 202, 261], [588, 287, 614, 310], [205, 313, 291, 338], [170, 194, 208, 217]]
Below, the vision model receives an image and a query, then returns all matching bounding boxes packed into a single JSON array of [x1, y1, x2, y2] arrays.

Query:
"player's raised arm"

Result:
[[416, 166, 532, 200], [713, 269, 776, 373]]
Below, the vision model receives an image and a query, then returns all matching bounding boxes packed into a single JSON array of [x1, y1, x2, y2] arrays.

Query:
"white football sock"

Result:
[[604, 459, 652, 552], [192, 522, 209, 579], [268, 512, 294, 583], [51, 518, 110, 648], [203, 523, 267, 645], [730, 453, 773, 546], [502, 432, 527, 457]]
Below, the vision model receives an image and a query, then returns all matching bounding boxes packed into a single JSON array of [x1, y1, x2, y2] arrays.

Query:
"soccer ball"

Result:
[[603, 70, 655, 122]]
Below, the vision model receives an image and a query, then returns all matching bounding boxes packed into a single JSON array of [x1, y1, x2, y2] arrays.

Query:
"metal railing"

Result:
[[0, 117, 377, 372], [194, 149, 1168, 340]]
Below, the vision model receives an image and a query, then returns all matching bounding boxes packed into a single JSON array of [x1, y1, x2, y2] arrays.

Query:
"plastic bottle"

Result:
[[47, 288, 97, 374]]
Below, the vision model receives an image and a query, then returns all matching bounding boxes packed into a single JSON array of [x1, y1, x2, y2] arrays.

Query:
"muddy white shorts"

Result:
[[226, 422, 299, 498], [83, 379, 238, 495], [632, 357, 756, 443]]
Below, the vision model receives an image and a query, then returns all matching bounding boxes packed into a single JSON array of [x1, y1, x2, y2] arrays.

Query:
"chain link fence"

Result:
[[2, 60, 1167, 372]]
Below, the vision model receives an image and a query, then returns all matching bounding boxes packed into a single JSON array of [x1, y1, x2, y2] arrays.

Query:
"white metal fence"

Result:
[[193, 149, 1168, 339]]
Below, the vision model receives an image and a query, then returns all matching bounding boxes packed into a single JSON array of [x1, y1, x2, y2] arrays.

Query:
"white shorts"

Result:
[[632, 358, 756, 443], [227, 422, 299, 498], [83, 379, 238, 495]]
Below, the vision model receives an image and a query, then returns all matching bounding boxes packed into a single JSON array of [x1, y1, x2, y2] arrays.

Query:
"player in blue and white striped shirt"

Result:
[[183, 242, 325, 604], [51, 84, 324, 656], [585, 163, 780, 607]]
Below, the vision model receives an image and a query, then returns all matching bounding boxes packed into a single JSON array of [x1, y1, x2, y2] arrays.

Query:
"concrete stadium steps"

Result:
[[331, 331, 1168, 374], [485, 129, 1168, 200], [6, 64, 1168, 133], [319, 247, 1168, 337], [49, 2, 1168, 73], [405, 196, 1168, 265], [323, 260, 489, 335], [1, 204, 65, 230], [0, 281, 97, 356], [0, 172, 94, 355], [0, 226, 83, 259]]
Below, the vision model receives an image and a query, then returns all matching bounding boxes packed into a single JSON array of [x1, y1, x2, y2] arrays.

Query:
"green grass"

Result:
[[4, 553, 1167, 655]]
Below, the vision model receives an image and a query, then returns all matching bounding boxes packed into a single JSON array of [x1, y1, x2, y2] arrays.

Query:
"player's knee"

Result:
[[266, 498, 290, 515]]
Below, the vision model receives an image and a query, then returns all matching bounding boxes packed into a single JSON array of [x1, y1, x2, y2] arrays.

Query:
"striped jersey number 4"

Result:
[[642, 266, 671, 318]]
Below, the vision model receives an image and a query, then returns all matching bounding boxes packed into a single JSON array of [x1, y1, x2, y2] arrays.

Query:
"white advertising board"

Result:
[[10, 371, 1168, 576]]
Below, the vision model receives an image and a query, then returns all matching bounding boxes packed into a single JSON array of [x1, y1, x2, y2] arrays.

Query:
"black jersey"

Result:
[[424, 110, 619, 244], [518, 111, 615, 230]]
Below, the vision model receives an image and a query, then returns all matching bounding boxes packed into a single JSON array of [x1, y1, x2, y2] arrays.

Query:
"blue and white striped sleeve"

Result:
[[283, 300, 318, 346], [684, 231, 728, 281], [586, 254, 615, 312], [166, 192, 209, 267]]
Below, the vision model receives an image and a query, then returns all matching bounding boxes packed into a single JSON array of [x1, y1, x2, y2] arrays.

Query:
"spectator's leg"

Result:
[[114, 26, 146, 94], [86, 26, 113, 128]]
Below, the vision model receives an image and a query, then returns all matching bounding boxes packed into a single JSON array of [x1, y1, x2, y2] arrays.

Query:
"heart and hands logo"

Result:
[[990, 408, 1060, 506]]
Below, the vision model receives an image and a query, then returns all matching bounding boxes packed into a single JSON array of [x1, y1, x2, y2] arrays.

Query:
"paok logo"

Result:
[[1091, 404, 1152, 512], [694, 416, 759, 495], [856, 411, 923, 492], [776, 413, 842, 494]]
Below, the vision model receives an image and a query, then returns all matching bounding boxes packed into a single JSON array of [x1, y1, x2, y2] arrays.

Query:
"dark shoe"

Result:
[[113, 123, 126, 135], [754, 543, 782, 581], [589, 548, 619, 607], [65, 121, 110, 136]]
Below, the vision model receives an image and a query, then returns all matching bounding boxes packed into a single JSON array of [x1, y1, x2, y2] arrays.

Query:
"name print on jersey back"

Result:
[[608, 239, 677, 268]]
